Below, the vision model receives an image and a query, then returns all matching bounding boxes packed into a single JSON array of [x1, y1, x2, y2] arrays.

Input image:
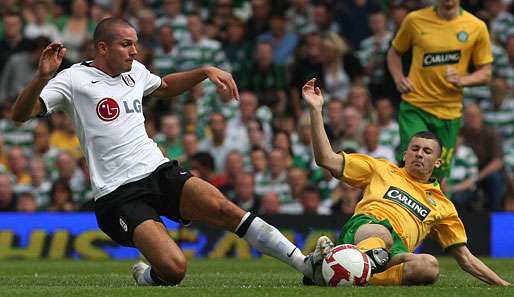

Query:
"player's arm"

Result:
[[447, 244, 510, 286], [11, 42, 66, 122], [446, 63, 492, 88], [152, 66, 239, 100], [387, 47, 414, 94], [302, 78, 344, 177]]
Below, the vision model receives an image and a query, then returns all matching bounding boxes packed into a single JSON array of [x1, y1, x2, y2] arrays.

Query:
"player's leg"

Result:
[[132, 219, 187, 285], [431, 116, 461, 179], [371, 252, 439, 285], [178, 177, 332, 280], [396, 101, 431, 164]]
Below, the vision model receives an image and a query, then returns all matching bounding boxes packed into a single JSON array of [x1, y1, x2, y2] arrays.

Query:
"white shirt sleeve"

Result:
[[141, 63, 162, 96], [40, 69, 72, 115]]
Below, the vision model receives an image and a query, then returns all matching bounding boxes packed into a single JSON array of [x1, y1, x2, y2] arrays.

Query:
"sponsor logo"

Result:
[[121, 74, 135, 87], [423, 50, 461, 67], [457, 31, 468, 42], [383, 186, 431, 221], [96, 98, 120, 121], [91, 80, 100, 84], [119, 217, 128, 232], [287, 247, 297, 257]]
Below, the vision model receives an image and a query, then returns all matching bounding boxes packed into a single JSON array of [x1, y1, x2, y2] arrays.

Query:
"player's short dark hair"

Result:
[[93, 17, 134, 46], [411, 131, 443, 157]]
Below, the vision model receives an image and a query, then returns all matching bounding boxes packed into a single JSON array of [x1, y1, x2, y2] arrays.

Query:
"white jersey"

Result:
[[40, 60, 168, 199]]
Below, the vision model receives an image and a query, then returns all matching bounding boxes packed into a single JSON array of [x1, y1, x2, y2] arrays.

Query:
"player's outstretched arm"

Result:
[[153, 66, 239, 100], [12, 42, 66, 122], [302, 78, 344, 178], [447, 244, 510, 286]]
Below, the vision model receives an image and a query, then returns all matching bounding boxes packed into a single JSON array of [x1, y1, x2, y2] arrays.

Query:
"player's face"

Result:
[[437, 0, 459, 9], [105, 26, 138, 74], [403, 137, 442, 182]]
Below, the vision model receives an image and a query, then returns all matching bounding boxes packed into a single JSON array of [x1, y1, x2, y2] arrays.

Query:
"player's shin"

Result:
[[357, 237, 390, 274], [234, 212, 309, 275]]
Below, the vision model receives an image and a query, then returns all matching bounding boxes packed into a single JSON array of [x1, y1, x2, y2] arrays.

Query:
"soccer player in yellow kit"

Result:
[[387, 0, 493, 178], [302, 78, 510, 286]]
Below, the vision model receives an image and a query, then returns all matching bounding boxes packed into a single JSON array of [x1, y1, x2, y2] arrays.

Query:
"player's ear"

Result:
[[97, 41, 108, 55], [433, 157, 443, 169]]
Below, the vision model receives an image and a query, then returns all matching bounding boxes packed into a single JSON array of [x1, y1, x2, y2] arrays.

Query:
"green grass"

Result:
[[0, 258, 513, 296]]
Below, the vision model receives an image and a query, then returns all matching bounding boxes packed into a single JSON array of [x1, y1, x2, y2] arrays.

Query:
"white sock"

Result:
[[242, 216, 309, 275], [138, 267, 156, 285]]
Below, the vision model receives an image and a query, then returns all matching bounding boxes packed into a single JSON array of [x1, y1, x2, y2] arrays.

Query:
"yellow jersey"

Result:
[[340, 152, 467, 252], [392, 6, 493, 119]]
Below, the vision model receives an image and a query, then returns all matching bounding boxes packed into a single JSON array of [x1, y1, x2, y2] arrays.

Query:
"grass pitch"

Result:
[[1, 257, 513, 297]]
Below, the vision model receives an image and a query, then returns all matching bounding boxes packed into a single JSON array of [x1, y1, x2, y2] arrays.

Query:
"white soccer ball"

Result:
[[321, 244, 372, 286]]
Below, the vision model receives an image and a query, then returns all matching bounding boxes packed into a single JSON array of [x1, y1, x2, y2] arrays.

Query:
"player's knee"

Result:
[[409, 254, 439, 285], [158, 254, 187, 285]]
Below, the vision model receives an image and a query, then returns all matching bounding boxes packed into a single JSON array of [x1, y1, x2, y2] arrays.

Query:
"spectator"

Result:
[[272, 130, 294, 168], [0, 173, 15, 211], [221, 150, 246, 194], [153, 24, 178, 76], [232, 172, 260, 213], [53, 151, 86, 204], [31, 121, 59, 171], [0, 37, 52, 104], [155, 114, 185, 162], [485, 0, 514, 45], [245, 0, 271, 41], [286, 167, 308, 201], [226, 91, 272, 153], [375, 97, 400, 154], [156, 0, 190, 45], [291, 114, 315, 170], [24, 1, 60, 41], [358, 10, 393, 98], [325, 99, 345, 150], [207, 0, 235, 43], [301, 185, 330, 215], [199, 112, 238, 173], [0, 134, 7, 172], [254, 148, 291, 203], [257, 13, 299, 65], [285, 0, 315, 35], [319, 33, 363, 101], [242, 41, 288, 115], [250, 146, 268, 174], [337, 106, 364, 152], [347, 84, 376, 123], [360, 123, 396, 163], [289, 32, 324, 118], [15, 192, 37, 212], [47, 179, 77, 212], [7, 146, 30, 185], [182, 132, 200, 169], [480, 77, 514, 145], [259, 191, 281, 215], [55, 0, 94, 62], [189, 151, 228, 189], [137, 8, 159, 50], [334, 182, 361, 215], [49, 112, 82, 159], [337, 0, 379, 50], [447, 135, 480, 212], [312, 2, 339, 37], [224, 16, 253, 84], [13, 157, 51, 209], [247, 119, 270, 152], [462, 103, 506, 211], [0, 13, 29, 73]]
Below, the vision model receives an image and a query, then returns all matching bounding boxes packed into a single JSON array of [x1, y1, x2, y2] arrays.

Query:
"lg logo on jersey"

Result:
[[96, 98, 142, 121]]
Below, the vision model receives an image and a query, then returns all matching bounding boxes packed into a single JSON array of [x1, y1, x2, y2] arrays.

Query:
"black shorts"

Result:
[[94, 160, 193, 247]]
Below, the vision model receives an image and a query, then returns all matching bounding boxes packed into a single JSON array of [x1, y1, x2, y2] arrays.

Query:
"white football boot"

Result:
[[132, 261, 150, 286], [303, 235, 334, 286]]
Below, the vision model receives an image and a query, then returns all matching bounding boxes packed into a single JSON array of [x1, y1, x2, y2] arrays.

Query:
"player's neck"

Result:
[[91, 59, 122, 77], [435, 5, 460, 21]]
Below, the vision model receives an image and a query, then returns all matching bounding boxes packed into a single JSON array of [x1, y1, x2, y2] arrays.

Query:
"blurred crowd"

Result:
[[0, 0, 514, 215]]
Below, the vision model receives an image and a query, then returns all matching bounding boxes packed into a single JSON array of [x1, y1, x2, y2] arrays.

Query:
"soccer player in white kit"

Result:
[[11, 18, 333, 286]]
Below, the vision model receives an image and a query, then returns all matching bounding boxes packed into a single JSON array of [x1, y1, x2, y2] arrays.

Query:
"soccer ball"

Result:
[[321, 244, 371, 286]]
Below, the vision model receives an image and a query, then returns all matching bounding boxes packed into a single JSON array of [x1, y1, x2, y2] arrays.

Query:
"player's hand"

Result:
[[446, 66, 462, 87], [204, 66, 239, 101], [395, 77, 414, 94], [302, 78, 324, 111], [37, 42, 66, 81]]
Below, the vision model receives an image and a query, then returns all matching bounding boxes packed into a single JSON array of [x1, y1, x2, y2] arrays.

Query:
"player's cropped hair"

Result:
[[93, 17, 134, 47], [412, 131, 443, 156]]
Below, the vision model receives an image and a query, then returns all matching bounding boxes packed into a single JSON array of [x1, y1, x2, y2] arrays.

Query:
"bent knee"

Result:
[[157, 254, 187, 285], [405, 254, 439, 285]]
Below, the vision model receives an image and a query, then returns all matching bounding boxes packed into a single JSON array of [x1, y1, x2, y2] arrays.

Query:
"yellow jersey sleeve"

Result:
[[391, 14, 414, 54], [472, 22, 493, 66], [340, 152, 376, 188], [429, 211, 468, 250]]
